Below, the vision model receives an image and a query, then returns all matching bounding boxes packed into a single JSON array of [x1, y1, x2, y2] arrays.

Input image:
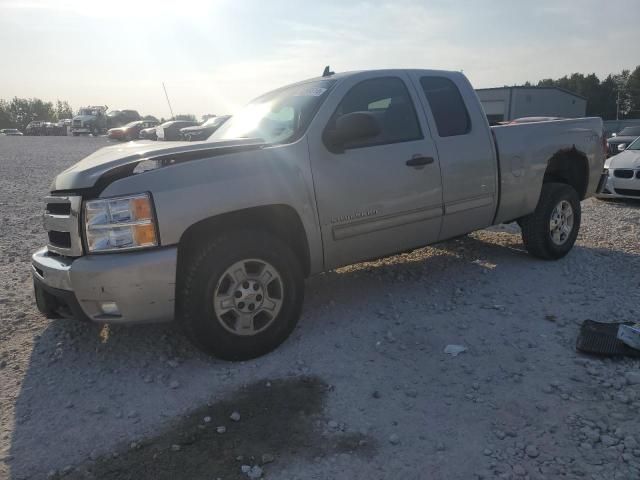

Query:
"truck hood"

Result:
[[51, 138, 266, 192], [606, 149, 640, 169]]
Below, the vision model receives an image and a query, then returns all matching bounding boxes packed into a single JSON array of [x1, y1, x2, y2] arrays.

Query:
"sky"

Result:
[[0, 0, 638, 120]]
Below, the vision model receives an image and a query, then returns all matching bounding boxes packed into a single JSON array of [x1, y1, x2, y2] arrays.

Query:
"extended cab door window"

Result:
[[419, 76, 471, 137], [324, 77, 423, 149]]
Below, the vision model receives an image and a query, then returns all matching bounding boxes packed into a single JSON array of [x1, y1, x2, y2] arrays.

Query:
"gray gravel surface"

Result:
[[1, 136, 640, 479]]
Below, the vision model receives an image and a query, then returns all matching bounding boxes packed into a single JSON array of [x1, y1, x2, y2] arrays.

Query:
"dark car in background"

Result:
[[107, 110, 142, 129], [156, 120, 198, 141], [607, 126, 640, 157], [0, 128, 23, 136], [24, 121, 66, 136], [179, 115, 231, 141], [107, 120, 159, 141]]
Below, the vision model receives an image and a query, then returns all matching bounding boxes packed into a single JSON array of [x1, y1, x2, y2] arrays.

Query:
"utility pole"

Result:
[[162, 82, 175, 120]]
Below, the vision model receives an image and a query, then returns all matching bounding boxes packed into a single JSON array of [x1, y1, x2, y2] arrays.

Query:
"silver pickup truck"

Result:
[[32, 69, 607, 360]]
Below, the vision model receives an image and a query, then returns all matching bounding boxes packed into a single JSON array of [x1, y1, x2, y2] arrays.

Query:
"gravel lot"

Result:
[[1, 136, 640, 480]]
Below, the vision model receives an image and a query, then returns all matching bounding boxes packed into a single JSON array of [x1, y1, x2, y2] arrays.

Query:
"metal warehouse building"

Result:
[[475, 86, 587, 125]]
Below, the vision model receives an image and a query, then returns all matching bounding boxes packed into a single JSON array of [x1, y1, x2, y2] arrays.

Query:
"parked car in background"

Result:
[[25, 121, 45, 135], [606, 126, 640, 157], [598, 137, 640, 200], [108, 120, 159, 141], [0, 128, 23, 136], [180, 115, 231, 141], [139, 126, 158, 140], [44, 122, 58, 136], [156, 120, 198, 141], [106, 110, 142, 129]]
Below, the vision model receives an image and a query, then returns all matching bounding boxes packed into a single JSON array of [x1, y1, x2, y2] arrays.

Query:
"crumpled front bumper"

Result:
[[31, 247, 177, 324]]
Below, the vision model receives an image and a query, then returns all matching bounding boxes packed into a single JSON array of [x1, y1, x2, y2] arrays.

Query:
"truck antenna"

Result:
[[322, 65, 334, 77], [162, 82, 175, 120]]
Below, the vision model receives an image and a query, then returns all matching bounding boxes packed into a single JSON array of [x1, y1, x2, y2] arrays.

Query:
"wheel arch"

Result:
[[176, 204, 312, 288], [543, 147, 589, 200]]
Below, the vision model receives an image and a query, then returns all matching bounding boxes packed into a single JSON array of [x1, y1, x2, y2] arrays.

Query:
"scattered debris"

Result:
[[444, 344, 467, 356], [576, 320, 640, 357]]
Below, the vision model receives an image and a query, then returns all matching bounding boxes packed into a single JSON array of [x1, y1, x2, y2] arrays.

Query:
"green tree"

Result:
[[0, 99, 14, 128], [626, 66, 640, 118], [55, 100, 74, 120], [7, 97, 56, 130], [530, 67, 640, 120]]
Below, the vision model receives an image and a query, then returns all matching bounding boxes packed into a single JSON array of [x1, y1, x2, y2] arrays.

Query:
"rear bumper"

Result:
[[32, 247, 177, 324]]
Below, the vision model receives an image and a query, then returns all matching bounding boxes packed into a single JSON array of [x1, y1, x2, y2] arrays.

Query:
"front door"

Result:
[[308, 73, 444, 269]]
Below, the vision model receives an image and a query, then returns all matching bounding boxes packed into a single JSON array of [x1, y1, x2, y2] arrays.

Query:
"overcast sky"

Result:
[[1, 0, 638, 119]]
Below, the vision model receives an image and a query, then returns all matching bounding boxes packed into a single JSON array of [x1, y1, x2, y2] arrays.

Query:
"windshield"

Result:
[[618, 126, 640, 136], [203, 116, 229, 127], [209, 79, 336, 145], [627, 137, 640, 150]]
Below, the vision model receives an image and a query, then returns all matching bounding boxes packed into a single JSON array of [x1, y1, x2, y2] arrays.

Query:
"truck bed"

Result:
[[490, 117, 604, 224]]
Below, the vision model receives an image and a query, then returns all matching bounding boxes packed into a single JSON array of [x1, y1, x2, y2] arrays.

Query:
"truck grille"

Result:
[[73, 119, 82, 127], [44, 196, 83, 257], [614, 169, 634, 179]]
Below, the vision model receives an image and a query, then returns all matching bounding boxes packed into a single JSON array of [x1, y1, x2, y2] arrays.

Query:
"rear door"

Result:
[[409, 72, 498, 239], [308, 73, 444, 269]]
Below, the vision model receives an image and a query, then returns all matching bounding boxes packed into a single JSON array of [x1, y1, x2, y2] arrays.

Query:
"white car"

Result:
[[598, 137, 640, 200], [0, 128, 23, 136]]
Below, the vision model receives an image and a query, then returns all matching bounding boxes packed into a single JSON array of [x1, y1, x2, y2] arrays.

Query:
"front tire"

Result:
[[519, 182, 581, 260], [178, 230, 304, 360]]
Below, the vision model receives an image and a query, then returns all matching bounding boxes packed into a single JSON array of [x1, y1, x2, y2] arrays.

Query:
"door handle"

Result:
[[406, 156, 434, 167]]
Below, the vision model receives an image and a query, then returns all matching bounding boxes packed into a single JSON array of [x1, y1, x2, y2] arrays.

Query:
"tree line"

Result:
[[521, 65, 640, 120], [0, 98, 74, 131]]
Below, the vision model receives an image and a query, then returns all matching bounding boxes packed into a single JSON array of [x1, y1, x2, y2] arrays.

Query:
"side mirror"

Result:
[[324, 111, 381, 152]]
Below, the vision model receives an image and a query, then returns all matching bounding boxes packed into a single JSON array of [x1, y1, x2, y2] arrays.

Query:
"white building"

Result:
[[475, 86, 587, 125]]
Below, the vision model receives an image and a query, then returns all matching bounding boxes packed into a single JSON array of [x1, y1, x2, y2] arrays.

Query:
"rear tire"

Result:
[[177, 230, 304, 360], [519, 182, 581, 260]]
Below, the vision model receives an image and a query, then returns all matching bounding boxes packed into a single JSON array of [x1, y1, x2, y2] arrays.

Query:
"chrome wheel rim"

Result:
[[549, 200, 574, 246], [213, 259, 284, 336]]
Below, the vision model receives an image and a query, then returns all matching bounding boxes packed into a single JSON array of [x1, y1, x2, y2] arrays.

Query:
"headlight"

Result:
[[84, 193, 158, 252], [618, 143, 627, 151]]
